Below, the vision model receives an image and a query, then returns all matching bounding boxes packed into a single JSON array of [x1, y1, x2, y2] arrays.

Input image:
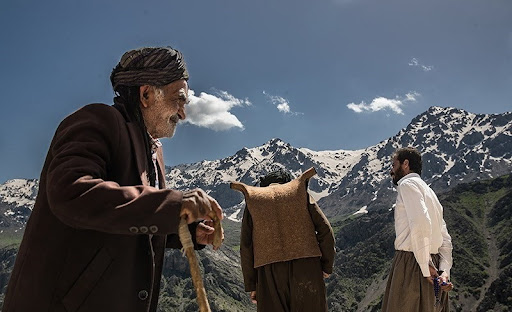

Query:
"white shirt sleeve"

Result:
[[399, 181, 432, 277], [438, 218, 453, 277]]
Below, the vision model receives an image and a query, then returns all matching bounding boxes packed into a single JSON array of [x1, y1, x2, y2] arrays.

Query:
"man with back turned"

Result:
[[237, 168, 335, 312]]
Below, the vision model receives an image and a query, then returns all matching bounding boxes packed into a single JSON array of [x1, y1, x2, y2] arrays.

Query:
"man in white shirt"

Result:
[[382, 147, 454, 312]]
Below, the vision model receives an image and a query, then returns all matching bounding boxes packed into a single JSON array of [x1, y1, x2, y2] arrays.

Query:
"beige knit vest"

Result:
[[231, 167, 322, 268]]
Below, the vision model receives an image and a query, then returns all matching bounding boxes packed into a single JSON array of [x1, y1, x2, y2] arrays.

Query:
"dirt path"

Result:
[[357, 271, 388, 312], [469, 199, 501, 311]]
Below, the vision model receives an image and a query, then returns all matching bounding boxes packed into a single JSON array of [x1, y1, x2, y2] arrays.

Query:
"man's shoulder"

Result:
[[76, 103, 118, 115], [398, 173, 423, 184], [64, 103, 123, 122], [56, 103, 125, 134], [397, 174, 425, 191]]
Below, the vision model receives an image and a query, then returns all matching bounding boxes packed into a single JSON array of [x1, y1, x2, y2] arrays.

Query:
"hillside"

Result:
[[2, 175, 510, 311], [325, 174, 512, 311]]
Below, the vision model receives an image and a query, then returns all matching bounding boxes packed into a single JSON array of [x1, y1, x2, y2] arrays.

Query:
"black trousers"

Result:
[[256, 257, 327, 312]]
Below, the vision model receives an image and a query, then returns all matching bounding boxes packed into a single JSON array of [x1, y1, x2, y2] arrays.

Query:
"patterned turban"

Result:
[[110, 46, 189, 91]]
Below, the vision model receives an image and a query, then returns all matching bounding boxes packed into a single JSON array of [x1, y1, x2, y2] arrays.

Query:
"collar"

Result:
[[397, 172, 421, 185], [147, 133, 162, 154]]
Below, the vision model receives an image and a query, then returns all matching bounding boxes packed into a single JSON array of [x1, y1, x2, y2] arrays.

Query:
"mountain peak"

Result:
[[427, 105, 444, 112], [408, 106, 474, 130], [265, 138, 288, 146], [426, 105, 468, 115]]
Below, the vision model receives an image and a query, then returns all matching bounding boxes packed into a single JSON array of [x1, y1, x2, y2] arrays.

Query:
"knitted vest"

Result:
[[231, 167, 322, 268]]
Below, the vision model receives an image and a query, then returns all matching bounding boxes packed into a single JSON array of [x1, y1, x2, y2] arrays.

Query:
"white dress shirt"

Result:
[[394, 173, 453, 277]]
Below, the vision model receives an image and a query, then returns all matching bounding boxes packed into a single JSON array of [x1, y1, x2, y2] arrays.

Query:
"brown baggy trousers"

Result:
[[381, 251, 449, 312], [256, 257, 328, 312]]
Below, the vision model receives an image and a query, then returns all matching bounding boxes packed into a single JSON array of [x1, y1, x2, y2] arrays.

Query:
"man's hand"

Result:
[[180, 188, 223, 224], [440, 281, 454, 292], [323, 272, 330, 279], [439, 271, 454, 292], [426, 265, 438, 285], [426, 267, 454, 291], [195, 220, 224, 250], [250, 291, 257, 304]]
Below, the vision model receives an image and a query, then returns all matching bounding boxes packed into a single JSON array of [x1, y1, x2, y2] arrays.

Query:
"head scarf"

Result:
[[259, 169, 294, 187], [110, 46, 189, 91]]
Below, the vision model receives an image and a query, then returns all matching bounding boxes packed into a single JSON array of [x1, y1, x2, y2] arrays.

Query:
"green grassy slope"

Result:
[[0, 175, 510, 311]]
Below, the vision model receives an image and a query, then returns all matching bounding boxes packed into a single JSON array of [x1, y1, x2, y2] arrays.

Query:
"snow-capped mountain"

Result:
[[164, 106, 512, 219], [1, 106, 511, 225], [0, 179, 38, 234], [319, 106, 512, 216], [164, 138, 366, 220]]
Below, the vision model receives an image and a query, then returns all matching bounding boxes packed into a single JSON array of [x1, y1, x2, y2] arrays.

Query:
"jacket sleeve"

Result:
[[45, 104, 183, 236], [240, 206, 257, 291], [307, 195, 335, 274]]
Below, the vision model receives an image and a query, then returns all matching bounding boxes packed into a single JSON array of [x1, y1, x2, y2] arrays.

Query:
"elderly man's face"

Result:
[[141, 79, 188, 139]]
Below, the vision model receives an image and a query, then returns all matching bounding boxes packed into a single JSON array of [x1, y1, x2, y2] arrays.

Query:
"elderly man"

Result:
[[2, 47, 223, 312], [382, 147, 453, 312]]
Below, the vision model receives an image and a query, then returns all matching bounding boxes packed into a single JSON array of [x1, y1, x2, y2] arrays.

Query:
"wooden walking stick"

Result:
[[178, 212, 223, 312]]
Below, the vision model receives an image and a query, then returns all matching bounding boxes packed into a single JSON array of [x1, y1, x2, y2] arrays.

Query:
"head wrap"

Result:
[[259, 169, 294, 187], [110, 46, 189, 92]]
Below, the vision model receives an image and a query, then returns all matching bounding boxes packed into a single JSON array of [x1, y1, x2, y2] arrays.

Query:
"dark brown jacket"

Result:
[[2, 103, 195, 312]]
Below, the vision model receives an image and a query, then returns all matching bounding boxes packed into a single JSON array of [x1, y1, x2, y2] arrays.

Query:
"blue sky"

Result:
[[1, 0, 511, 183]]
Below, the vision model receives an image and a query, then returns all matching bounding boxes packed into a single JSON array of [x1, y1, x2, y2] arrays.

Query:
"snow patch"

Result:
[[227, 209, 242, 222], [353, 205, 368, 215]]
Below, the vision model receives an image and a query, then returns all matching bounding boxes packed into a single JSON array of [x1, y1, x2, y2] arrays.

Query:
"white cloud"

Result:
[[185, 89, 251, 131], [263, 91, 301, 115], [408, 57, 433, 72], [346, 92, 420, 115], [408, 58, 419, 66], [277, 102, 291, 113], [405, 91, 420, 102]]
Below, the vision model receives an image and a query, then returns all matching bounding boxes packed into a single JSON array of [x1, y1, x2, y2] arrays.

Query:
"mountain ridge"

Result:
[[0, 105, 511, 311], [163, 105, 512, 219], [1, 106, 511, 224]]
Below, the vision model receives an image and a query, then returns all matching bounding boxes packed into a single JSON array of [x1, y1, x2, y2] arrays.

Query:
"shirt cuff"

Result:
[[439, 266, 450, 279], [421, 264, 431, 277]]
